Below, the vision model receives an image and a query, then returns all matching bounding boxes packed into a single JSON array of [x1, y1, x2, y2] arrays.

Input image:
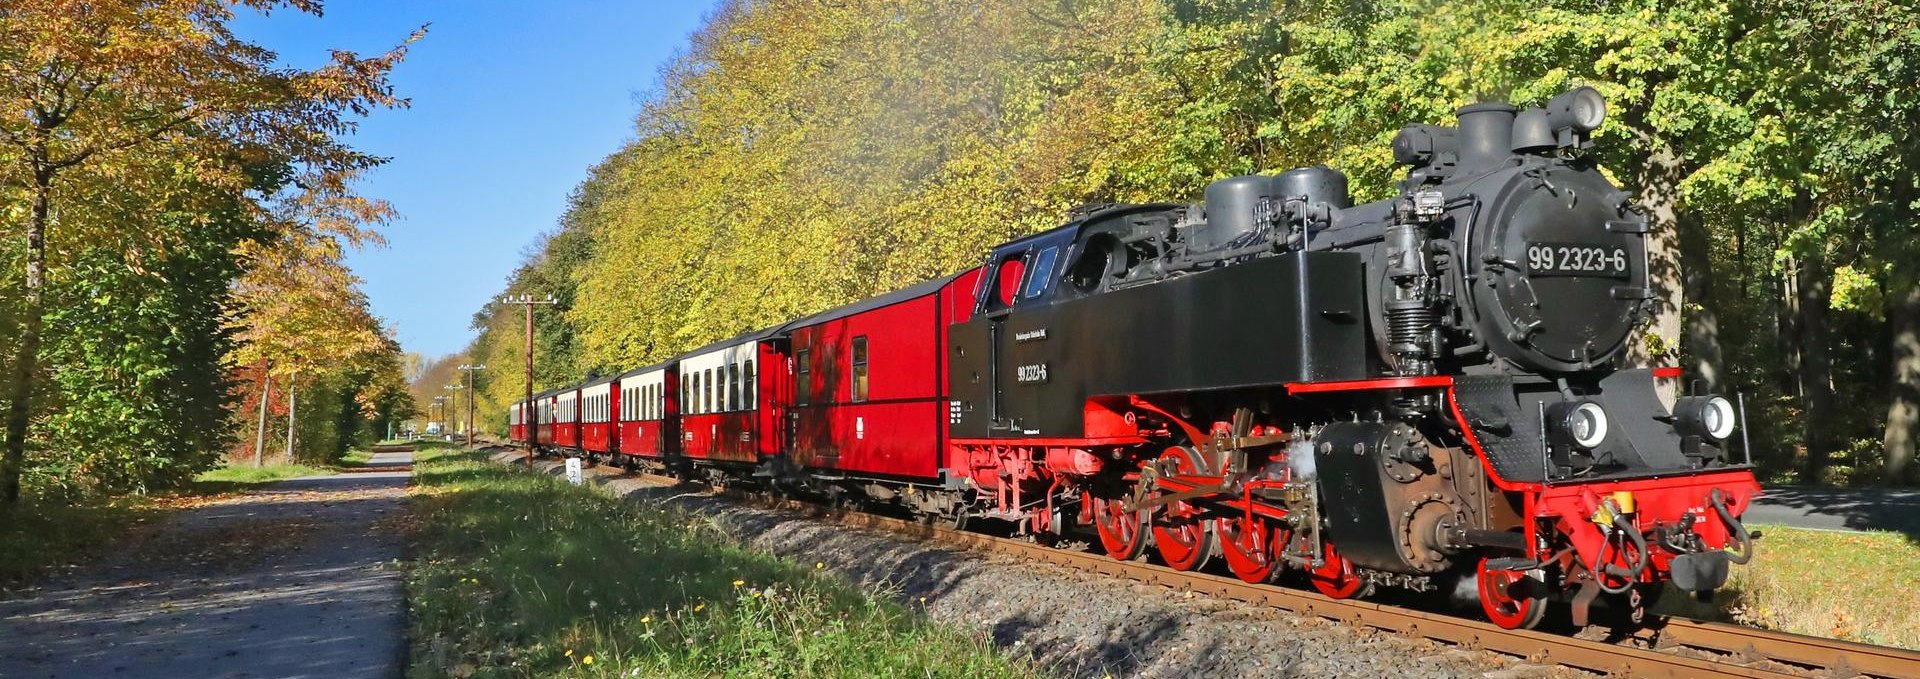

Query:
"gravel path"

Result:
[[0, 452, 413, 679], [501, 451, 1581, 679]]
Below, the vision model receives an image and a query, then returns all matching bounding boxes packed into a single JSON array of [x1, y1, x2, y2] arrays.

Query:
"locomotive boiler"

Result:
[[944, 87, 1760, 629]]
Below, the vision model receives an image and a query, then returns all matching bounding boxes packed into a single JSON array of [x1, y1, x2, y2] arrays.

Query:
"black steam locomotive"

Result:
[[945, 87, 1758, 629]]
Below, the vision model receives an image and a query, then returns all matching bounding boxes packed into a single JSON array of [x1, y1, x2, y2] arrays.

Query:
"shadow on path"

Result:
[[0, 456, 413, 679]]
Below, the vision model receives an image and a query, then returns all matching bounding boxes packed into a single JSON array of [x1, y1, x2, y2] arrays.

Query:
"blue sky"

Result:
[[232, 1, 721, 359]]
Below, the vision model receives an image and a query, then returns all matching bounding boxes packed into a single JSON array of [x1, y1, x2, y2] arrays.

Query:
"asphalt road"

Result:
[[1746, 485, 1920, 537], [0, 451, 413, 679]]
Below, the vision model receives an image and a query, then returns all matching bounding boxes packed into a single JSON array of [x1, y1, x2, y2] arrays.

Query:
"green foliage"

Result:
[[22, 172, 260, 500], [406, 451, 1040, 678]]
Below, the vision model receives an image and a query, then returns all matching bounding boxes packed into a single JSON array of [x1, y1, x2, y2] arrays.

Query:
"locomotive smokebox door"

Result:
[[1471, 167, 1648, 373]]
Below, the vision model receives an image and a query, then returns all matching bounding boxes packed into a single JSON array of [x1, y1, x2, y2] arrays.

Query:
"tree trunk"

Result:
[[1677, 211, 1726, 394], [2, 171, 52, 505], [1883, 282, 1920, 484], [1630, 131, 1688, 407], [1796, 249, 1837, 483], [253, 362, 272, 468], [284, 376, 298, 465]]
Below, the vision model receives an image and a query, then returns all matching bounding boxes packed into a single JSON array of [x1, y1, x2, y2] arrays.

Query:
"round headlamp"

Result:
[[1674, 395, 1737, 441], [1547, 400, 1610, 450]]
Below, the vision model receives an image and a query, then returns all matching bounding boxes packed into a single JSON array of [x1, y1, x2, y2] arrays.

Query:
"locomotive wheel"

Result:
[[1088, 492, 1148, 561], [1151, 446, 1216, 572], [1216, 514, 1290, 584], [1476, 556, 1549, 630], [1309, 540, 1369, 599]]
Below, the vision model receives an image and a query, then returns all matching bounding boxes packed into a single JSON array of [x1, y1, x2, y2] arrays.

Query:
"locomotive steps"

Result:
[[491, 450, 1920, 678]]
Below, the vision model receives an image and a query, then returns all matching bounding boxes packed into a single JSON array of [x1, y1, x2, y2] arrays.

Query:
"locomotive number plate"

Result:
[[1525, 242, 1630, 278]]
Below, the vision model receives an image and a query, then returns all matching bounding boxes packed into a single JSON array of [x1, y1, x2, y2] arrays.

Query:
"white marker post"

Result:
[[565, 457, 583, 486]]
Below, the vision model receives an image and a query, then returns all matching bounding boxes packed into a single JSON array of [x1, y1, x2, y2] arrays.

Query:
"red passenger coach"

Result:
[[534, 391, 557, 449], [677, 329, 778, 469], [553, 387, 582, 450], [784, 269, 982, 481], [579, 377, 617, 456], [509, 402, 528, 444], [613, 362, 677, 466]]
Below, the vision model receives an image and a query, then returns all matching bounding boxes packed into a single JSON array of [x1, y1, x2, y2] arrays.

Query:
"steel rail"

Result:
[[516, 456, 1917, 678]]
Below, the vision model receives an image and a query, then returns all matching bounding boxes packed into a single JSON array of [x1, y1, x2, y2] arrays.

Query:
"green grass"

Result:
[[1660, 524, 1919, 649], [342, 450, 374, 466], [187, 463, 334, 494], [405, 450, 1042, 678]]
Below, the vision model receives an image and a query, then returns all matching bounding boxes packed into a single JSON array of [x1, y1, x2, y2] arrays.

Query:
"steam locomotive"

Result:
[[513, 87, 1760, 630]]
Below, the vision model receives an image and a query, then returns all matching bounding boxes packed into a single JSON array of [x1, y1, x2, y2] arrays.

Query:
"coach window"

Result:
[[744, 360, 756, 405], [851, 337, 870, 403], [796, 349, 812, 405], [704, 368, 714, 413], [729, 363, 742, 411]]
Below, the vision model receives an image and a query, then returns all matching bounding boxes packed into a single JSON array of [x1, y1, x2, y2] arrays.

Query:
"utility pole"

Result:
[[458, 363, 487, 448], [444, 383, 463, 442], [503, 293, 556, 469]]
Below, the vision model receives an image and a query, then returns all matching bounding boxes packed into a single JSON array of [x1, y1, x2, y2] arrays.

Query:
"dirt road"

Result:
[[0, 452, 413, 679]]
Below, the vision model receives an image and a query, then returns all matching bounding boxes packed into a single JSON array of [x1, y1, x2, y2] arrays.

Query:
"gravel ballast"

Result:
[[494, 451, 1580, 679]]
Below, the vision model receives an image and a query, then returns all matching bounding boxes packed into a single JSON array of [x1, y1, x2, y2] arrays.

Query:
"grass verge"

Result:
[[1661, 524, 1919, 649], [187, 463, 334, 494], [404, 450, 1043, 678]]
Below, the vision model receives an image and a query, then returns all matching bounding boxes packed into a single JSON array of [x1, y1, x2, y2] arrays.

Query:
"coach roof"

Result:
[[778, 270, 969, 332]]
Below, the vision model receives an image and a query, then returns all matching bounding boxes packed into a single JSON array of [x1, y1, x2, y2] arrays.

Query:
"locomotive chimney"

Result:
[[1455, 102, 1517, 172]]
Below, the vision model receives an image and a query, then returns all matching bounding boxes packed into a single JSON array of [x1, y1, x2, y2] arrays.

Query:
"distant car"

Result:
[[425, 423, 443, 436]]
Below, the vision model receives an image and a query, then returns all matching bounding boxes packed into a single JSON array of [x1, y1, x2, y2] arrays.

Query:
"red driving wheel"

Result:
[[1476, 555, 1548, 629], [1151, 446, 1216, 572], [1309, 540, 1368, 599], [1217, 513, 1290, 584], [1088, 491, 1149, 561]]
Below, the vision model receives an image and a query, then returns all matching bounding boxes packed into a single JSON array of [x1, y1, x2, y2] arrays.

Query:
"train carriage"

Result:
[[781, 269, 982, 490], [579, 376, 618, 458], [533, 390, 557, 449], [676, 329, 781, 470], [509, 401, 528, 444], [613, 362, 678, 468], [553, 386, 582, 451]]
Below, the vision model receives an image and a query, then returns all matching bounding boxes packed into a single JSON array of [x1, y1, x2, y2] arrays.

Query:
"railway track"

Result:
[[765, 497, 1916, 678], [517, 455, 1920, 678]]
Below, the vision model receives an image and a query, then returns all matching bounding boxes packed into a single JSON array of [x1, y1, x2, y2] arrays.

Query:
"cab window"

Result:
[[1024, 246, 1058, 299]]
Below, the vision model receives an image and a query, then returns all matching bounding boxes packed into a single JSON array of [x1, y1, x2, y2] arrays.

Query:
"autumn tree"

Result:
[[0, 0, 416, 502]]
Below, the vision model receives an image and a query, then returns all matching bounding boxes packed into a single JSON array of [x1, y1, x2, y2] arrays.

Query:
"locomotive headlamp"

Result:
[[1673, 395, 1737, 441], [1546, 87, 1607, 133], [1547, 400, 1610, 450]]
